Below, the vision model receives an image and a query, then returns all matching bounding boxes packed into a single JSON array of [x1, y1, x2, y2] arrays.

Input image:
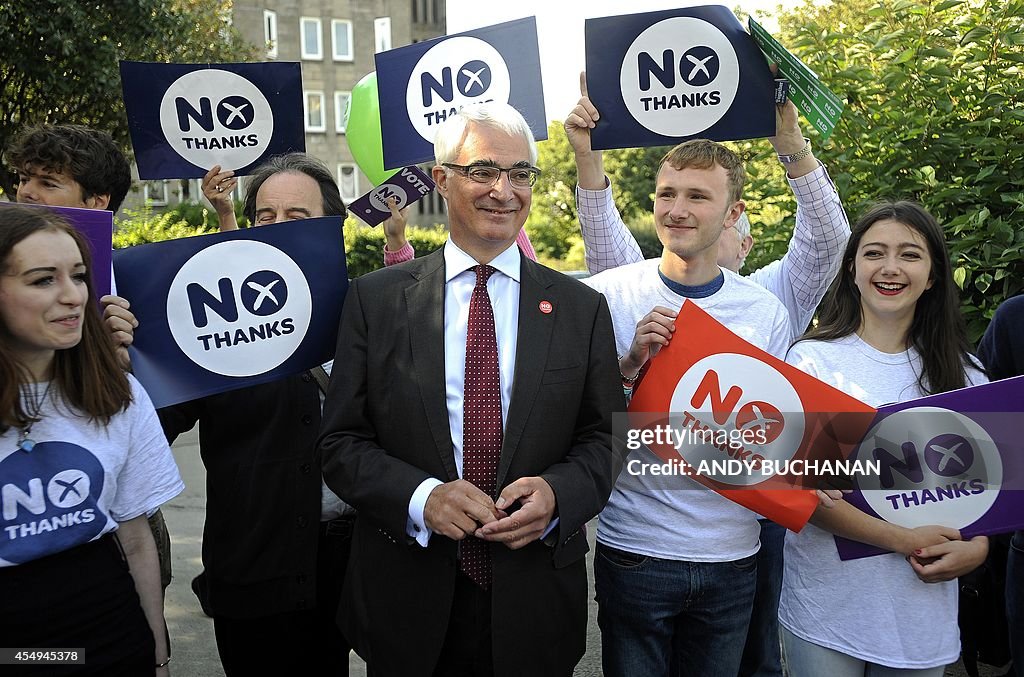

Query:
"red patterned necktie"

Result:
[[460, 264, 502, 589]]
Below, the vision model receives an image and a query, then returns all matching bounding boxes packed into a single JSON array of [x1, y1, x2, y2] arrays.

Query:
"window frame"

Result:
[[264, 10, 278, 58], [300, 16, 323, 60], [304, 90, 326, 133], [338, 163, 359, 203], [334, 91, 351, 134], [331, 19, 354, 62], [143, 180, 168, 206], [373, 17, 392, 53]]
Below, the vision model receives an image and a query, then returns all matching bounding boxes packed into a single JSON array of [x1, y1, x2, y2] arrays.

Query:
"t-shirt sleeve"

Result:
[[108, 377, 185, 522], [785, 342, 821, 379], [765, 306, 792, 361]]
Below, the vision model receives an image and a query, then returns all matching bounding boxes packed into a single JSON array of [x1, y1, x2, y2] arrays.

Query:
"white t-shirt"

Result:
[[585, 259, 791, 561], [1, 375, 184, 567], [780, 333, 986, 668]]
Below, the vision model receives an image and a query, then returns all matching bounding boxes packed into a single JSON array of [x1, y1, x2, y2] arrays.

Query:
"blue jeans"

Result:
[[595, 542, 757, 677], [781, 626, 945, 677], [1009, 530, 1024, 676], [737, 519, 785, 677]]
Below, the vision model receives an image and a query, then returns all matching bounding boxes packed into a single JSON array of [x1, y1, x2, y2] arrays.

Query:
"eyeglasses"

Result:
[[442, 163, 541, 188]]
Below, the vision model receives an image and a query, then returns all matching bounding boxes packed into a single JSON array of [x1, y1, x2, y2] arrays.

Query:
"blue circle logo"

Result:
[[217, 95, 256, 130], [680, 46, 720, 86], [0, 442, 106, 564], [457, 60, 492, 96], [239, 270, 288, 316]]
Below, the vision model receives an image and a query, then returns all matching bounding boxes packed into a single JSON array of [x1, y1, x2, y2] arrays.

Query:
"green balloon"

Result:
[[345, 71, 399, 187]]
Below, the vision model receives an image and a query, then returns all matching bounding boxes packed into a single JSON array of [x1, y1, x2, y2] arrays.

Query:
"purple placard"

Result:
[[835, 376, 1024, 560], [348, 166, 435, 227], [0, 203, 113, 299]]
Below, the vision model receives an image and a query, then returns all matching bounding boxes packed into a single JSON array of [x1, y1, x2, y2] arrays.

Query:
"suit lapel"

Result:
[[498, 256, 556, 487], [405, 250, 459, 481]]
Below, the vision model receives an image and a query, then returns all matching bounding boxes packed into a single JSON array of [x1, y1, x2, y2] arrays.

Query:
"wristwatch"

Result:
[[778, 137, 812, 164]]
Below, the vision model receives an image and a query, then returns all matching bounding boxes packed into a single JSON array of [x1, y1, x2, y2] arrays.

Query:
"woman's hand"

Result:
[[382, 196, 410, 252], [909, 535, 989, 583]]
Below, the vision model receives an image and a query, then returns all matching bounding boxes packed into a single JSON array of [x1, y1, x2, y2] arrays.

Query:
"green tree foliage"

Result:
[[164, 198, 248, 230], [526, 121, 670, 267], [774, 0, 1024, 339], [525, 122, 582, 262], [344, 222, 448, 278], [112, 206, 216, 248], [0, 0, 255, 197]]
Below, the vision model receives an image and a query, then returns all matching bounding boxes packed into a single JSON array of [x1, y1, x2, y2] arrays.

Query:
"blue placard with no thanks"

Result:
[[586, 6, 776, 150], [112, 217, 347, 408], [120, 61, 305, 180], [375, 17, 547, 170]]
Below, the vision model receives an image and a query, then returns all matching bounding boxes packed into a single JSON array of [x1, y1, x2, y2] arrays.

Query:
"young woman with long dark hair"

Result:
[[0, 205, 182, 674], [780, 201, 989, 676]]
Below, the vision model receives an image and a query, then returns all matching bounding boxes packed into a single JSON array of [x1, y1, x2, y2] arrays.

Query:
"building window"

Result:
[[264, 10, 278, 57], [411, 0, 418, 23], [374, 17, 392, 53], [304, 91, 325, 132], [300, 17, 322, 60], [338, 164, 359, 202], [143, 180, 168, 206], [335, 91, 351, 133], [331, 20, 354, 61]]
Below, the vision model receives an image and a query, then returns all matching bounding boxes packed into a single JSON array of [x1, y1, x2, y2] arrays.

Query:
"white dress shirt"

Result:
[[407, 239, 521, 546]]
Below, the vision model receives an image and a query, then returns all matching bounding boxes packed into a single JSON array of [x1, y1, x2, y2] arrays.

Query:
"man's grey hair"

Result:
[[242, 152, 347, 223], [734, 212, 751, 239], [432, 102, 538, 166]]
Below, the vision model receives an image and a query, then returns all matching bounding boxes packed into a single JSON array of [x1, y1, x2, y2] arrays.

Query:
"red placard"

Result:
[[628, 301, 876, 531]]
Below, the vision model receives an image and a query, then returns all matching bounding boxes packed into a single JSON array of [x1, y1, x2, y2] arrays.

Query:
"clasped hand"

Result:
[[423, 477, 556, 550]]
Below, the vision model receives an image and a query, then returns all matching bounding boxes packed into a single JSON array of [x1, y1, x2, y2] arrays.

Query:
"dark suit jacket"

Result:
[[319, 248, 624, 677]]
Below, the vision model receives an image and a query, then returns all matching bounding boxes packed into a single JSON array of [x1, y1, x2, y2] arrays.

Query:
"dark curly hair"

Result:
[[7, 124, 132, 214]]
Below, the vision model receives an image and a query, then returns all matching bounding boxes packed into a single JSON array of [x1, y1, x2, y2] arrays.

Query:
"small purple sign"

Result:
[[835, 376, 1024, 560], [348, 166, 435, 227], [0, 203, 113, 299]]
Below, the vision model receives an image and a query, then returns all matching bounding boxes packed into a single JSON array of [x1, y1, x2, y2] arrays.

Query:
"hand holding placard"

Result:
[[748, 18, 845, 141], [563, 72, 606, 190]]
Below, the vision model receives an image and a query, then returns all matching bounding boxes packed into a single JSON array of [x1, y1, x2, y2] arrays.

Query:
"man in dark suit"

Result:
[[318, 102, 623, 677]]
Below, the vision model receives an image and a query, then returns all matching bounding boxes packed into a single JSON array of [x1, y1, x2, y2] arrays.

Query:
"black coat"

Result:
[[319, 248, 624, 677]]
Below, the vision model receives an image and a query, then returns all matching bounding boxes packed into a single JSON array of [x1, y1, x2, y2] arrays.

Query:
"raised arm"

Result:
[[382, 197, 415, 266], [565, 72, 645, 274], [752, 101, 850, 334]]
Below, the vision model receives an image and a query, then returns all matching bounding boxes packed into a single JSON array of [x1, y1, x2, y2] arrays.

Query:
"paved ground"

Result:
[[164, 426, 1005, 676]]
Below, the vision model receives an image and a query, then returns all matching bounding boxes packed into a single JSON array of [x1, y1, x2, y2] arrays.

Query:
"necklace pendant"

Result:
[[17, 429, 36, 453]]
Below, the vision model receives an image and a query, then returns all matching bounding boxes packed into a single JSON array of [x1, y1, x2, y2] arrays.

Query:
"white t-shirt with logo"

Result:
[[0, 375, 184, 567], [780, 333, 986, 668], [585, 259, 791, 561]]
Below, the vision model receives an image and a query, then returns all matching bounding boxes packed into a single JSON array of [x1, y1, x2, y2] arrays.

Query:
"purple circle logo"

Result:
[[923, 433, 974, 476]]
